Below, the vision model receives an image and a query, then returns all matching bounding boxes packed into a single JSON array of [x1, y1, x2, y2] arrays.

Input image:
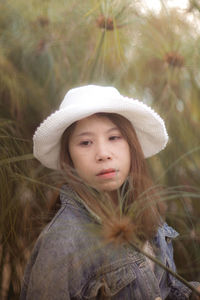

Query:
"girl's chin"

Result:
[[95, 183, 122, 193]]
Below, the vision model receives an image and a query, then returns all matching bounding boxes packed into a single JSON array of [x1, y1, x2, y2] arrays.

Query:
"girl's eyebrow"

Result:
[[76, 127, 119, 137]]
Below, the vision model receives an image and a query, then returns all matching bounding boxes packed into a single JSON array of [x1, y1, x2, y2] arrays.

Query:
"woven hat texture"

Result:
[[33, 85, 168, 170]]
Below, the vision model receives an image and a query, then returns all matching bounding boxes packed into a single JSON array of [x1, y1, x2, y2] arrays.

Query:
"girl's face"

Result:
[[68, 115, 131, 193]]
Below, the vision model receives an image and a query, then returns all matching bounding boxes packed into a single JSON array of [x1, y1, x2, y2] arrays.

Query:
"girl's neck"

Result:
[[107, 190, 119, 206]]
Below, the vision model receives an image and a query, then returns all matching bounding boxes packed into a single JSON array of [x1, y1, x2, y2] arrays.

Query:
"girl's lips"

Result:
[[96, 169, 118, 179]]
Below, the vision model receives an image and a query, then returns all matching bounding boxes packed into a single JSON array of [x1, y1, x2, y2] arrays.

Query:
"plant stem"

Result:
[[0, 153, 34, 166], [89, 30, 105, 80]]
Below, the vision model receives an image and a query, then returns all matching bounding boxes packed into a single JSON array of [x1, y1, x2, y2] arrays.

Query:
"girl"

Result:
[[20, 85, 200, 300]]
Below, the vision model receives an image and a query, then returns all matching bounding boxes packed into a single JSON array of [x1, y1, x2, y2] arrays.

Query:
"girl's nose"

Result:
[[96, 154, 112, 162], [95, 145, 112, 162]]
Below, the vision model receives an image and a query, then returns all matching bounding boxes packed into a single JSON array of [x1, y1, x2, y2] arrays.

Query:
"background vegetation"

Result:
[[0, 0, 200, 299]]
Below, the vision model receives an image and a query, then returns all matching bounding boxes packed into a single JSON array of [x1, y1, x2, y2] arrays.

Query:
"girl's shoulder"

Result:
[[36, 186, 98, 253], [153, 221, 179, 251], [159, 222, 179, 239], [43, 185, 89, 232]]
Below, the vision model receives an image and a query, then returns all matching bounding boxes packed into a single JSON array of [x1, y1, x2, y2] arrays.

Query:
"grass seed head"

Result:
[[164, 52, 184, 68], [37, 16, 49, 27], [96, 15, 114, 30], [102, 215, 136, 245]]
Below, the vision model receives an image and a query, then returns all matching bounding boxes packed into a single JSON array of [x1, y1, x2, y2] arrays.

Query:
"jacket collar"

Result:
[[60, 184, 102, 223]]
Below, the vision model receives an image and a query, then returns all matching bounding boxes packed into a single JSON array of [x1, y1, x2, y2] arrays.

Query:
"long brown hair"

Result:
[[59, 113, 164, 240]]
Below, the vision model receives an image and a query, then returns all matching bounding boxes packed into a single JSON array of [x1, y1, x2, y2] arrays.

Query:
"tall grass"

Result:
[[0, 0, 200, 298]]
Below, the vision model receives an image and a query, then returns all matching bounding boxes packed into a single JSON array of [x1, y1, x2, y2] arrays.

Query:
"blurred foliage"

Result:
[[0, 0, 200, 298]]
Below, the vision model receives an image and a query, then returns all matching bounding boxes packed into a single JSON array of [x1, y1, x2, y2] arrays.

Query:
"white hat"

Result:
[[33, 85, 168, 170]]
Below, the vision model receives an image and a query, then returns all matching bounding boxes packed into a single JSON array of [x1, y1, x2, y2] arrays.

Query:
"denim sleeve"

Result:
[[165, 234, 200, 299], [157, 223, 200, 300], [20, 233, 71, 300]]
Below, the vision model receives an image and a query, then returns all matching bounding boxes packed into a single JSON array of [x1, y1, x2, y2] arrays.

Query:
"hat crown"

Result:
[[59, 85, 121, 109]]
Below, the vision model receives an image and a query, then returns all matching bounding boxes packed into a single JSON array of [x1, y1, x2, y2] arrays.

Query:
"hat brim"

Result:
[[33, 95, 168, 170]]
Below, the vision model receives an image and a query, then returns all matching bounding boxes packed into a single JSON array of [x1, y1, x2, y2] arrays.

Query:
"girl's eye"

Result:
[[79, 140, 92, 146], [109, 136, 121, 141]]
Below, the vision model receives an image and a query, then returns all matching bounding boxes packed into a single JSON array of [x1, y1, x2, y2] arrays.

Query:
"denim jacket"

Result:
[[20, 186, 199, 300]]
